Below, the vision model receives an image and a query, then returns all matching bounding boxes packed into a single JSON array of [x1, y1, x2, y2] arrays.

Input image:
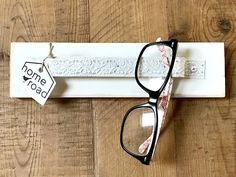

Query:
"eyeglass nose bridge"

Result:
[[148, 95, 160, 104]]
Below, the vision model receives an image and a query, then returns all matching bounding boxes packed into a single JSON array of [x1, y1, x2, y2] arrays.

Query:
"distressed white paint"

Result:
[[10, 42, 225, 98]]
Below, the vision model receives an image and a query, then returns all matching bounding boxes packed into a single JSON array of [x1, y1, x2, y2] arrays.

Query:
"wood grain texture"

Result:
[[0, 0, 235, 177], [167, 1, 236, 176], [0, 0, 94, 177]]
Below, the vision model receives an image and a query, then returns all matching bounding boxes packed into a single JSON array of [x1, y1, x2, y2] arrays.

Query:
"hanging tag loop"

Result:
[[39, 43, 56, 72]]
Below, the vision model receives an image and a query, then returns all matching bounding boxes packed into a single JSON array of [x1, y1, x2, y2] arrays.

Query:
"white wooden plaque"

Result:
[[10, 42, 225, 98]]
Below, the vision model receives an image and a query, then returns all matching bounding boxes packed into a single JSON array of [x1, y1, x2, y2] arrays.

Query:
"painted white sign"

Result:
[[10, 42, 225, 98]]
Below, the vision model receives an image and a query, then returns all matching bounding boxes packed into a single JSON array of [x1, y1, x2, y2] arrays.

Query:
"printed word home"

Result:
[[21, 63, 48, 98]]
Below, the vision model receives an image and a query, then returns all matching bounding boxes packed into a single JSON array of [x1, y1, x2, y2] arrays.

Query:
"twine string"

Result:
[[39, 43, 55, 72]]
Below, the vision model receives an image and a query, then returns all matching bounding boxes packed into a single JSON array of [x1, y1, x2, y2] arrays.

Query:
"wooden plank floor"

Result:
[[0, 0, 235, 176]]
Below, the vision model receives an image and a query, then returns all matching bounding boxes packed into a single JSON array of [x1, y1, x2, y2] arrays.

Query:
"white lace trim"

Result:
[[44, 56, 205, 79]]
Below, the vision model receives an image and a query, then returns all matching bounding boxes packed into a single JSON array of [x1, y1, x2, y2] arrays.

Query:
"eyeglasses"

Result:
[[120, 39, 178, 165]]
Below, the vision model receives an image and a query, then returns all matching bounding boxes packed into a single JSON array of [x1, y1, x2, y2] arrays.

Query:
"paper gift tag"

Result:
[[20, 61, 56, 105]]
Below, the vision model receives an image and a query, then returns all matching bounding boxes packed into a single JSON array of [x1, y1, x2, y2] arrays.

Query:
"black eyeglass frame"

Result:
[[120, 39, 178, 165]]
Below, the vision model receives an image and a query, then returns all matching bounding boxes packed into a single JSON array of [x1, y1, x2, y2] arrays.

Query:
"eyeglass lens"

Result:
[[137, 44, 173, 91], [122, 107, 155, 156]]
